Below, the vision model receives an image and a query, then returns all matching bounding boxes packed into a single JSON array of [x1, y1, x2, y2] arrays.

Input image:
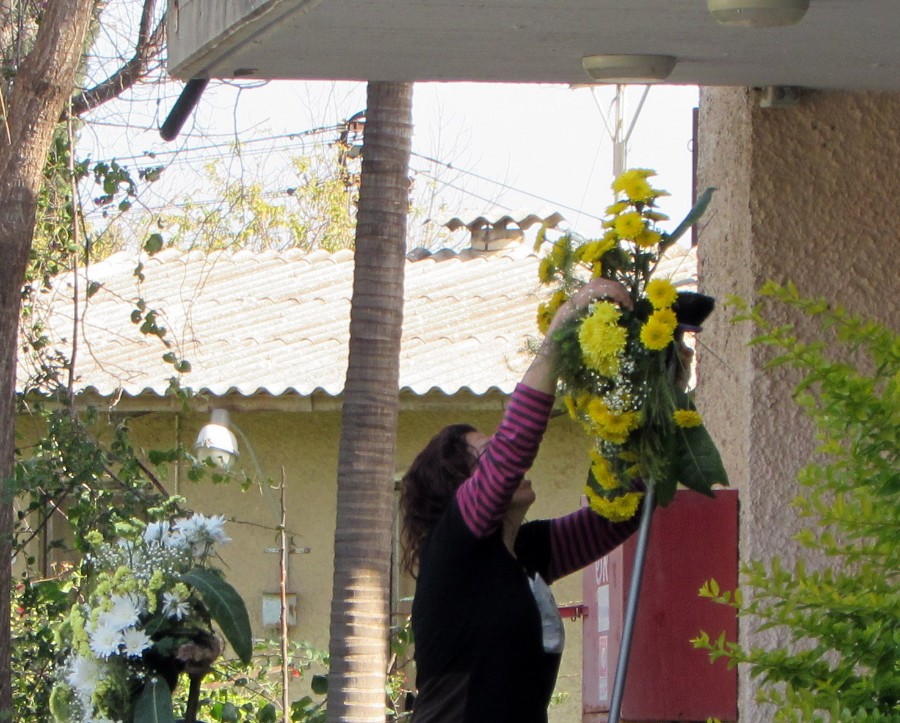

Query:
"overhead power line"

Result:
[[79, 124, 607, 226]]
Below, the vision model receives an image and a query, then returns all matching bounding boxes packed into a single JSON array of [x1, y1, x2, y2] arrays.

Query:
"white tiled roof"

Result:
[[19, 243, 696, 400]]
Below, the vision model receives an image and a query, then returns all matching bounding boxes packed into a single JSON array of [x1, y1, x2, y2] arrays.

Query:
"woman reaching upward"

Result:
[[400, 277, 656, 723]]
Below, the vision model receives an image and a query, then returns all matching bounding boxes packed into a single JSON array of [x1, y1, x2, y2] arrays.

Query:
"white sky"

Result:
[[77, 0, 699, 250], [79, 75, 698, 249]]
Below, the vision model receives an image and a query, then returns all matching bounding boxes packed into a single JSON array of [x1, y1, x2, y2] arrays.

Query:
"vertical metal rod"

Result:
[[608, 482, 656, 723]]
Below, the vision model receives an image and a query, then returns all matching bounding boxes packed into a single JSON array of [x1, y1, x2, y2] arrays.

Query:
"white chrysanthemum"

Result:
[[121, 627, 153, 657], [170, 516, 199, 550], [66, 654, 105, 698], [100, 593, 144, 631], [143, 520, 172, 546], [172, 513, 230, 553], [89, 623, 122, 659], [196, 514, 229, 544], [162, 591, 190, 620]]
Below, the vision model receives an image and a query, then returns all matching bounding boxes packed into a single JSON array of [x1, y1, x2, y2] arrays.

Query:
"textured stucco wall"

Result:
[[119, 400, 594, 720], [696, 88, 900, 721]]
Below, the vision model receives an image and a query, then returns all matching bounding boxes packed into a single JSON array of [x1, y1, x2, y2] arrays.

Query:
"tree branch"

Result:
[[68, 0, 166, 118]]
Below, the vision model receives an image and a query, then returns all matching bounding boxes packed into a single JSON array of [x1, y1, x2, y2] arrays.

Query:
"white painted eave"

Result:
[[167, 1, 900, 91]]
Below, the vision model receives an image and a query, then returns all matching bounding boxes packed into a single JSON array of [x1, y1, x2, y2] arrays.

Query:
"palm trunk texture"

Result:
[[326, 81, 413, 723]]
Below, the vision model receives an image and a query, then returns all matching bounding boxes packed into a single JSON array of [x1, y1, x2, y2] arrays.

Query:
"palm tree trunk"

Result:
[[326, 81, 413, 723]]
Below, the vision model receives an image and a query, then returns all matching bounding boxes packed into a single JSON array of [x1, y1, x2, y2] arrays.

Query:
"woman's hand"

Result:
[[545, 277, 633, 337], [524, 277, 632, 394]]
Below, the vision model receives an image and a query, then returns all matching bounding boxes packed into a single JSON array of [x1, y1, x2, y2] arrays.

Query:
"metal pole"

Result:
[[608, 482, 656, 723], [160, 78, 209, 141]]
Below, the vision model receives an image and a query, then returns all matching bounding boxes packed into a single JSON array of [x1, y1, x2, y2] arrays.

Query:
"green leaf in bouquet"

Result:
[[143, 613, 174, 638], [133, 677, 176, 723], [182, 568, 253, 664], [652, 476, 679, 507], [552, 320, 594, 390], [673, 423, 729, 495], [645, 428, 679, 507], [662, 186, 716, 248]]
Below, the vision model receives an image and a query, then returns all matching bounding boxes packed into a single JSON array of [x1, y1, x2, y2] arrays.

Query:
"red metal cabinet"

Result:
[[583, 489, 739, 722]]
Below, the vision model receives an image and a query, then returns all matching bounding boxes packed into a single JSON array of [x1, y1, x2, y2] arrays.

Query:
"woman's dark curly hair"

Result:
[[399, 423, 478, 576]]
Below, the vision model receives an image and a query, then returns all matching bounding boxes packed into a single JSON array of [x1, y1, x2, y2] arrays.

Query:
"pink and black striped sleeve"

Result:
[[545, 505, 643, 583], [455, 383, 555, 539]]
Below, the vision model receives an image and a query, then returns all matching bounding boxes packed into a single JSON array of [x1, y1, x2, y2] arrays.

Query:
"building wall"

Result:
[[121, 397, 595, 720], [696, 88, 900, 721]]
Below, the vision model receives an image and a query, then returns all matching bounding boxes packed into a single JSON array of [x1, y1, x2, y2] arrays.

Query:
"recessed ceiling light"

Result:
[[581, 54, 677, 84], [707, 0, 809, 28]]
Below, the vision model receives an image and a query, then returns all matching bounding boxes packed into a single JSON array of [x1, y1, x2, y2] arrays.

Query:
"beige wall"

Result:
[[696, 88, 900, 721], [116, 395, 595, 719]]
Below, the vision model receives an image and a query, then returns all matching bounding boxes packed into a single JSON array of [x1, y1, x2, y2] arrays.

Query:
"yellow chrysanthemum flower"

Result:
[[579, 238, 617, 264], [604, 414, 639, 444], [586, 489, 644, 522], [605, 200, 630, 215], [617, 177, 653, 203], [613, 211, 645, 239], [537, 290, 568, 333], [589, 300, 621, 325], [537, 306, 551, 334], [640, 316, 675, 351], [612, 168, 657, 199], [578, 305, 626, 376], [674, 409, 703, 428], [589, 449, 622, 491], [563, 395, 578, 420], [634, 229, 662, 249], [551, 237, 569, 265], [538, 256, 554, 283], [651, 307, 678, 330], [587, 399, 639, 444], [646, 278, 678, 309]]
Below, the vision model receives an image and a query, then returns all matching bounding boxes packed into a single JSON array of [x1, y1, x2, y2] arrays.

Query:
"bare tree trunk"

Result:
[[327, 81, 413, 723], [0, 1, 95, 716]]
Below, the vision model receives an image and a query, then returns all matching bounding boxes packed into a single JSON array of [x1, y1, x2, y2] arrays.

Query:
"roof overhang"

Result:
[[167, 1, 900, 91]]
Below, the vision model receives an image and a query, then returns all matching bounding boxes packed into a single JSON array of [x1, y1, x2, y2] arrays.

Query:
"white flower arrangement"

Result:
[[50, 514, 251, 723]]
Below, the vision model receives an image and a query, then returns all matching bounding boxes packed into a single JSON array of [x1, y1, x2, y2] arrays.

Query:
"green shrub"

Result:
[[692, 281, 899, 721], [197, 639, 328, 722]]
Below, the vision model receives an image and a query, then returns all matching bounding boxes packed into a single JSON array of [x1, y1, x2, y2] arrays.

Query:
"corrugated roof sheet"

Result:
[[19, 243, 697, 400]]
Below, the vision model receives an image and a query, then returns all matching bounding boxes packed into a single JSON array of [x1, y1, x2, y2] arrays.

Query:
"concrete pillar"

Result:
[[695, 88, 900, 721]]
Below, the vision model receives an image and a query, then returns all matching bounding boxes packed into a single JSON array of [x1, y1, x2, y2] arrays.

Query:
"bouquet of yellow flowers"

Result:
[[537, 169, 728, 521]]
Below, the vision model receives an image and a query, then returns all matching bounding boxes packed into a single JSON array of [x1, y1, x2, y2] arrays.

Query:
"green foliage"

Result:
[[134, 678, 177, 723], [12, 403, 187, 557], [197, 639, 328, 722], [692, 281, 899, 721], [182, 568, 253, 664], [118, 149, 358, 257], [385, 616, 415, 720], [10, 574, 74, 720], [668, 394, 728, 500]]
